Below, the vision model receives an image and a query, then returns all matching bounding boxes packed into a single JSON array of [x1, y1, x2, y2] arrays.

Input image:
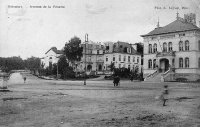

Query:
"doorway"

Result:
[[159, 58, 169, 72]]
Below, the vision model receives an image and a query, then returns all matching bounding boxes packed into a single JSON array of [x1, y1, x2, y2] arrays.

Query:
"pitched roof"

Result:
[[45, 47, 63, 54], [141, 19, 200, 37]]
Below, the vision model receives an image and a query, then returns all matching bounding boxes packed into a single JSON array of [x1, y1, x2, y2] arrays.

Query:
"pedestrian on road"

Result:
[[116, 76, 120, 86], [160, 85, 169, 106], [113, 75, 117, 87], [23, 77, 26, 83], [130, 75, 133, 82]]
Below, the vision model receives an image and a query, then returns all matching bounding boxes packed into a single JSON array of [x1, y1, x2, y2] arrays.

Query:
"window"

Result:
[[132, 65, 135, 71], [179, 33, 185, 37], [179, 41, 183, 51], [199, 58, 200, 68], [97, 50, 99, 54], [119, 55, 121, 61], [106, 57, 108, 62], [103, 50, 105, 54], [172, 58, 175, 67], [88, 56, 91, 61], [185, 57, 189, 68], [153, 59, 156, 69], [124, 56, 126, 61], [137, 57, 139, 63], [133, 56, 135, 62], [124, 47, 128, 53], [163, 42, 167, 52], [106, 46, 109, 50], [168, 42, 172, 51], [113, 57, 115, 61], [49, 57, 52, 59], [153, 43, 157, 53], [128, 65, 130, 69], [185, 40, 189, 51], [148, 59, 152, 69], [199, 40, 200, 51], [179, 58, 183, 68], [149, 44, 152, 53], [128, 56, 130, 62]]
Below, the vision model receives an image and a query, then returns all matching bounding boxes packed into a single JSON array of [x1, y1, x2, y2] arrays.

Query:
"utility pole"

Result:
[[84, 33, 88, 85], [56, 56, 59, 80]]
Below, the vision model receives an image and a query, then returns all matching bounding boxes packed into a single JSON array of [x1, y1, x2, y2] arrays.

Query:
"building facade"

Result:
[[41, 47, 63, 68], [75, 41, 105, 75], [141, 13, 200, 81], [42, 41, 142, 75], [104, 41, 142, 73]]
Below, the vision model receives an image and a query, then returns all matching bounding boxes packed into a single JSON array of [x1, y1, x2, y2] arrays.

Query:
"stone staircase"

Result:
[[144, 72, 162, 82]]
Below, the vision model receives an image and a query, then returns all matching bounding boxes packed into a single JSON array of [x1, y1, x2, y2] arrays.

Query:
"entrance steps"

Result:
[[144, 73, 162, 82]]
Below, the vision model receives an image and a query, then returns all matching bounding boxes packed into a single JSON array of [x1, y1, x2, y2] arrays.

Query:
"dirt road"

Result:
[[0, 72, 199, 127]]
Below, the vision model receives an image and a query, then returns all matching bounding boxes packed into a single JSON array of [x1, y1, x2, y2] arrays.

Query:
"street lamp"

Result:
[[56, 55, 60, 80], [84, 33, 88, 85]]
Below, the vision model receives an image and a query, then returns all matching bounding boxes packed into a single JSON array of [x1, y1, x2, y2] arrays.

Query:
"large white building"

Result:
[[141, 13, 200, 81], [42, 41, 142, 75], [104, 41, 142, 73], [41, 47, 63, 68]]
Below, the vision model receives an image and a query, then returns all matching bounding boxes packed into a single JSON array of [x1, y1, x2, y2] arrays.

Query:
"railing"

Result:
[[162, 69, 170, 78], [162, 67, 175, 81], [156, 51, 175, 57], [144, 70, 158, 81]]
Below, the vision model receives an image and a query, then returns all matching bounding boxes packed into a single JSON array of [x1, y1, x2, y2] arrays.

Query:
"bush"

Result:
[[176, 78, 188, 82], [196, 79, 200, 82]]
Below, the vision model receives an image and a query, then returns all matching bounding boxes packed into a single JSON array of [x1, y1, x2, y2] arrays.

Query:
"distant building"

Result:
[[141, 13, 200, 81], [41, 47, 63, 68], [75, 41, 104, 75], [42, 41, 142, 75], [104, 41, 142, 73]]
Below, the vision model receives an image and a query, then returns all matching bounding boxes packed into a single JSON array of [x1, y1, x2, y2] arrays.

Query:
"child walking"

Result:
[[160, 85, 169, 106]]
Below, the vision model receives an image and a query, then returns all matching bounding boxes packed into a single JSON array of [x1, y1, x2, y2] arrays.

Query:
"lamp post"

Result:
[[56, 55, 59, 80], [84, 33, 88, 85]]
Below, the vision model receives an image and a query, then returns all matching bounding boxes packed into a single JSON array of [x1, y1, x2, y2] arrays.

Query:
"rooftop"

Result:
[[141, 17, 200, 37], [45, 47, 63, 54]]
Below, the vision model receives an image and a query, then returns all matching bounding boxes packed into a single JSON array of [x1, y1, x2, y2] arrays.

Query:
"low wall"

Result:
[[174, 73, 200, 81]]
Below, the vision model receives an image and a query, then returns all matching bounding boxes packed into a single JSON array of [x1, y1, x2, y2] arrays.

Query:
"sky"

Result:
[[0, 0, 200, 59]]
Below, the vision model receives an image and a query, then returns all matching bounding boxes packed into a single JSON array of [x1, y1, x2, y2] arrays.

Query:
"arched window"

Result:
[[179, 41, 183, 51], [168, 42, 173, 51], [148, 59, 152, 69], [149, 44, 152, 53], [163, 42, 167, 52], [185, 57, 189, 68], [185, 40, 189, 51], [179, 58, 183, 68], [153, 43, 157, 53], [153, 59, 156, 69]]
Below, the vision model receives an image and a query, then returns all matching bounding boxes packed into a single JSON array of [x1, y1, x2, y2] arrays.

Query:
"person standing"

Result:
[[113, 75, 117, 87], [130, 75, 133, 82], [161, 85, 169, 106], [23, 77, 26, 83], [116, 76, 120, 86]]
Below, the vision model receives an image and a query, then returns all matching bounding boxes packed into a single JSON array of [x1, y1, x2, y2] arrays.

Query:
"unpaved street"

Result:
[[0, 73, 200, 127]]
